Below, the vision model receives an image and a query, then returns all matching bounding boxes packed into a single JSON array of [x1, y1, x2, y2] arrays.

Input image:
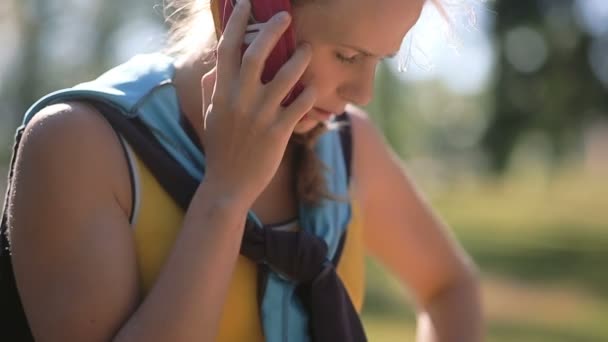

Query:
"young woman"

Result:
[[4, 0, 482, 340]]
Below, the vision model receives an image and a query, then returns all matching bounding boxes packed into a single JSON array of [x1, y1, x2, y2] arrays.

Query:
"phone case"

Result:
[[210, 0, 304, 105]]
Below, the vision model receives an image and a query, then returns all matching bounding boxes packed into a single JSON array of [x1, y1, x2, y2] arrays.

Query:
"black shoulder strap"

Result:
[[331, 112, 352, 265], [336, 112, 352, 184], [0, 104, 354, 340], [102, 106, 354, 267], [98, 104, 354, 222], [93, 101, 199, 210], [0, 101, 202, 341]]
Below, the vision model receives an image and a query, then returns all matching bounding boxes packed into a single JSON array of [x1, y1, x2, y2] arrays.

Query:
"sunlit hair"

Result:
[[161, 0, 467, 206], [163, 0, 216, 58], [398, 0, 482, 72], [162, 0, 462, 59]]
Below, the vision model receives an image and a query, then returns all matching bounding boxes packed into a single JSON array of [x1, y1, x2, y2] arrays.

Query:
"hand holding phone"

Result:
[[211, 0, 305, 105], [202, 0, 316, 203]]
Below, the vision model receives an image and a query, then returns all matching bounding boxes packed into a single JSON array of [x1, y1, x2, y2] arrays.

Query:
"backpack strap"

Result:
[[0, 99, 197, 340], [100, 105, 355, 267], [0, 101, 162, 341], [0, 104, 354, 341], [98, 104, 354, 263], [93, 101, 199, 211], [332, 112, 352, 265], [336, 112, 352, 185]]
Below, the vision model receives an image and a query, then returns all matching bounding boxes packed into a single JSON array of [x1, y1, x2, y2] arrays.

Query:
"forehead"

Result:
[[294, 0, 425, 55]]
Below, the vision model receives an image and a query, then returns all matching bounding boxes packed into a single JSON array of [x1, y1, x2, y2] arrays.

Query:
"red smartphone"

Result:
[[210, 0, 304, 106]]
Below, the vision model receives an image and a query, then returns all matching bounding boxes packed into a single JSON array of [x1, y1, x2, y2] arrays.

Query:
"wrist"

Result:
[[196, 176, 256, 214]]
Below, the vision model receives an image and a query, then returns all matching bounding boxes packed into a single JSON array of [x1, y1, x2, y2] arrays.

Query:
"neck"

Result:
[[173, 52, 211, 147]]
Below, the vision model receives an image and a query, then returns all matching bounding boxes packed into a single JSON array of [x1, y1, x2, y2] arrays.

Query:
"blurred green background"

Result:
[[1, 0, 607, 341]]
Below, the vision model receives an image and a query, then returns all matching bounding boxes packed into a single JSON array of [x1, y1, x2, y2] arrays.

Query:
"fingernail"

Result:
[[275, 11, 290, 23]]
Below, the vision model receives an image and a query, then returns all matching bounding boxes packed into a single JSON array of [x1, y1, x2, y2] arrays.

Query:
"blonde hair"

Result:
[[162, 0, 451, 206], [163, 0, 217, 57], [163, 0, 451, 57]]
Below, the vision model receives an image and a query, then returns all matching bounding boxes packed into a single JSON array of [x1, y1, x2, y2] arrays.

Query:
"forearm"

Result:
[[114, 179, 253, 342], [415, 271, 483, 342]]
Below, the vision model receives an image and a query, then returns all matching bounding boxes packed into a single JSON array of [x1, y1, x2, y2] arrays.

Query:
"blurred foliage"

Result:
[[483, 0, 608, 172], [439, 167, 608, 295], [365, 0, 608, 177], [1, 0, 607, 341], [360, 2, 608, 335], [361, 166, 608, 341], [0, 0, 162, 133], [3, 0, 606, 173]]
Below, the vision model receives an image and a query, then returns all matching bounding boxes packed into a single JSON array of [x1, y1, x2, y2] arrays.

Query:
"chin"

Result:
[[293, 115, 322, 134]]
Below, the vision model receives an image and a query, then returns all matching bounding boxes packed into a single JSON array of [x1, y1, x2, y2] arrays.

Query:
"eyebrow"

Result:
[[339, 44, 399, 59]]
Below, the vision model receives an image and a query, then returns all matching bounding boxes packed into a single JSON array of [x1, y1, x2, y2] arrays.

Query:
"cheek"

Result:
[[300, 47, 341, 93]]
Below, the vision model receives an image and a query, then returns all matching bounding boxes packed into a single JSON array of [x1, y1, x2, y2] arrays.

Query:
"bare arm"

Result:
[[348, 106, 483, 342], [9, 1, 316, 340], [8, 103, 251, 342], [5, 0, 321, 338]]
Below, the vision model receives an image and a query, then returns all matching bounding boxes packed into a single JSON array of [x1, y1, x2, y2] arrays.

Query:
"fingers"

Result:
[[215, 0, 251, 93], [263, 43, 312, 108], [239, 11, 292, 90], [279, 85, 317, 130], [211, 0, 316, 134], [201, 66, 217, 119]]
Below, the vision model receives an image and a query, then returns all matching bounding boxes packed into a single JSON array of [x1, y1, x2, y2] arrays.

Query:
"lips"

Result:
[[315, 106, 346, 115], [299, 108, 331, 122], [299, 107, 341, 123], [314, 107, 333, 115]]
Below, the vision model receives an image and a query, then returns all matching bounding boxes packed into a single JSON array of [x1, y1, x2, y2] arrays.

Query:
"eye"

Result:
[[335, 52, 360, 65]]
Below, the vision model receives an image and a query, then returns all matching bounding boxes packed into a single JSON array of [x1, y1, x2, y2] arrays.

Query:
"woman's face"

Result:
[[291, 0, 425, 133]]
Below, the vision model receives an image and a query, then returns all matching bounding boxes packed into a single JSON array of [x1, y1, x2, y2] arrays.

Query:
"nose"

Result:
[[337, 65, 376, 106]]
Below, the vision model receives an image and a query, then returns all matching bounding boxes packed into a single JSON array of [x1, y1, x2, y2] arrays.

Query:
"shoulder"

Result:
[[16, 101, 132, 218], [23, 102, 115, 145], [344, 105, 411, 206], [8, 102, 140, 340], [344, 104, 391, 156], [344, 104, 401, 177], [344, 107, 480, 308]]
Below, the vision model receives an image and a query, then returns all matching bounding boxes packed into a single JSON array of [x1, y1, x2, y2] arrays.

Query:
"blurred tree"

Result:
[[2, 0, 160, 130], [366, 61, 413, 157], [483, 0, 608, 172], [6, 0, 48, 129]]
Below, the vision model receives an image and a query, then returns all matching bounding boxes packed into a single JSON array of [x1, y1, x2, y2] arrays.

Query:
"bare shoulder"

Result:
[[21, 102, 123, 168], [20, 102, 121, 172], [24, 102, 112, 140], [8, 101, 138, 340], [345, 104, 396, 157], [17, 101, 132, 216], [345, 105, 478, 306], [344, 105, 403, 192], [345, 103, 373, 133]]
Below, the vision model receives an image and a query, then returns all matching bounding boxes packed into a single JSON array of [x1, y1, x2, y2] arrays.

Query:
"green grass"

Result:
[[362, 267, 608, 341], [434, 168, 608, 293], [362, 167, 608, 341], [363, 315, 416, 342]]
